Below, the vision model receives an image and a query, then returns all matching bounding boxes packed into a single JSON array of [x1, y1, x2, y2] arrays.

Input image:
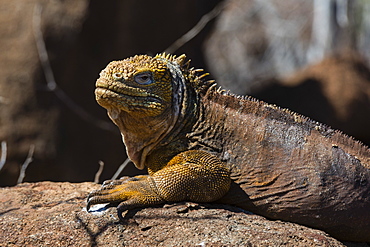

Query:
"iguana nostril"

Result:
[[113, 72, 123, 80]]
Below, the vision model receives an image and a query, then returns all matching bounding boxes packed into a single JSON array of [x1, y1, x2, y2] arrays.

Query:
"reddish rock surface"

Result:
[[0, 181, 361, 246]]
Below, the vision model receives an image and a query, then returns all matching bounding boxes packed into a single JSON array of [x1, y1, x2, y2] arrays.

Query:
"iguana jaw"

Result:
[[95, 77, 165, 117]]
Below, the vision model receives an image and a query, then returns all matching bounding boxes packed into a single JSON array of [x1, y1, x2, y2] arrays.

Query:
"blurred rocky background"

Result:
[[1, 0, 370, 186]]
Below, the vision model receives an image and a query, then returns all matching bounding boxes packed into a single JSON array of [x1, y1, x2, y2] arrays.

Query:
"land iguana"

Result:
[[87, 53, 370, 242]]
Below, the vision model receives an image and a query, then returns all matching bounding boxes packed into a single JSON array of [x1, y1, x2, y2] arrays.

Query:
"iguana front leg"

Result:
[[87, 150, 231, 219]]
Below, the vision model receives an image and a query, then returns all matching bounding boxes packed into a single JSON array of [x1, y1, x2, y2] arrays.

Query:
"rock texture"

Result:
[[0, 182, 360, 246]]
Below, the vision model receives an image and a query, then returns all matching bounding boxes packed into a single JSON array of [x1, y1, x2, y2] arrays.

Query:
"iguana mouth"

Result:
[[95, 79, 162, 111]]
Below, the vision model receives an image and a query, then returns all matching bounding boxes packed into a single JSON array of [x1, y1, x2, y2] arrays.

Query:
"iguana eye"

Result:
[[134, 72, 153, 85]]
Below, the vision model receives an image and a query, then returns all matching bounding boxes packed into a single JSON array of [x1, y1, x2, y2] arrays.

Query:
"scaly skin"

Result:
[[88, 53, 370, 242], [88, 54, 231, 217]]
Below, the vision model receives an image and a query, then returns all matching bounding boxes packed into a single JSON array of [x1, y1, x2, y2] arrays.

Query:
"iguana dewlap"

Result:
[[87, 53, 370, 242]]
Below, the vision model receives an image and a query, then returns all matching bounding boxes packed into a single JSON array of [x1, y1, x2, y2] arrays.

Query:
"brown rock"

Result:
[[0, 182, 354, 246]]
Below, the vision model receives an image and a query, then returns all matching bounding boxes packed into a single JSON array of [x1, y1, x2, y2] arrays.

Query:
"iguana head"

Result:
[[95, 53, 214, 169]]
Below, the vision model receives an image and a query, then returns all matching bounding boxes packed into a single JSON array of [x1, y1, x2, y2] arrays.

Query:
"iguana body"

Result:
[[88, 53, 370, 242]]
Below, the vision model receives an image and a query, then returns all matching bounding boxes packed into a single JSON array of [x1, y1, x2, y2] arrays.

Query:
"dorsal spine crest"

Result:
[[155, 53, 216, 95]]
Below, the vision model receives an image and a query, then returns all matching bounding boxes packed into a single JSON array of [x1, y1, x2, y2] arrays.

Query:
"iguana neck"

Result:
[[107, 106, 176, 170], [145, 84, 200, 173]]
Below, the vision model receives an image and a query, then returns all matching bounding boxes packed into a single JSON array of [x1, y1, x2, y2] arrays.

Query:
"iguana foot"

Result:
[[87, 175, 165, 220], [87, 150, 231, 220]]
